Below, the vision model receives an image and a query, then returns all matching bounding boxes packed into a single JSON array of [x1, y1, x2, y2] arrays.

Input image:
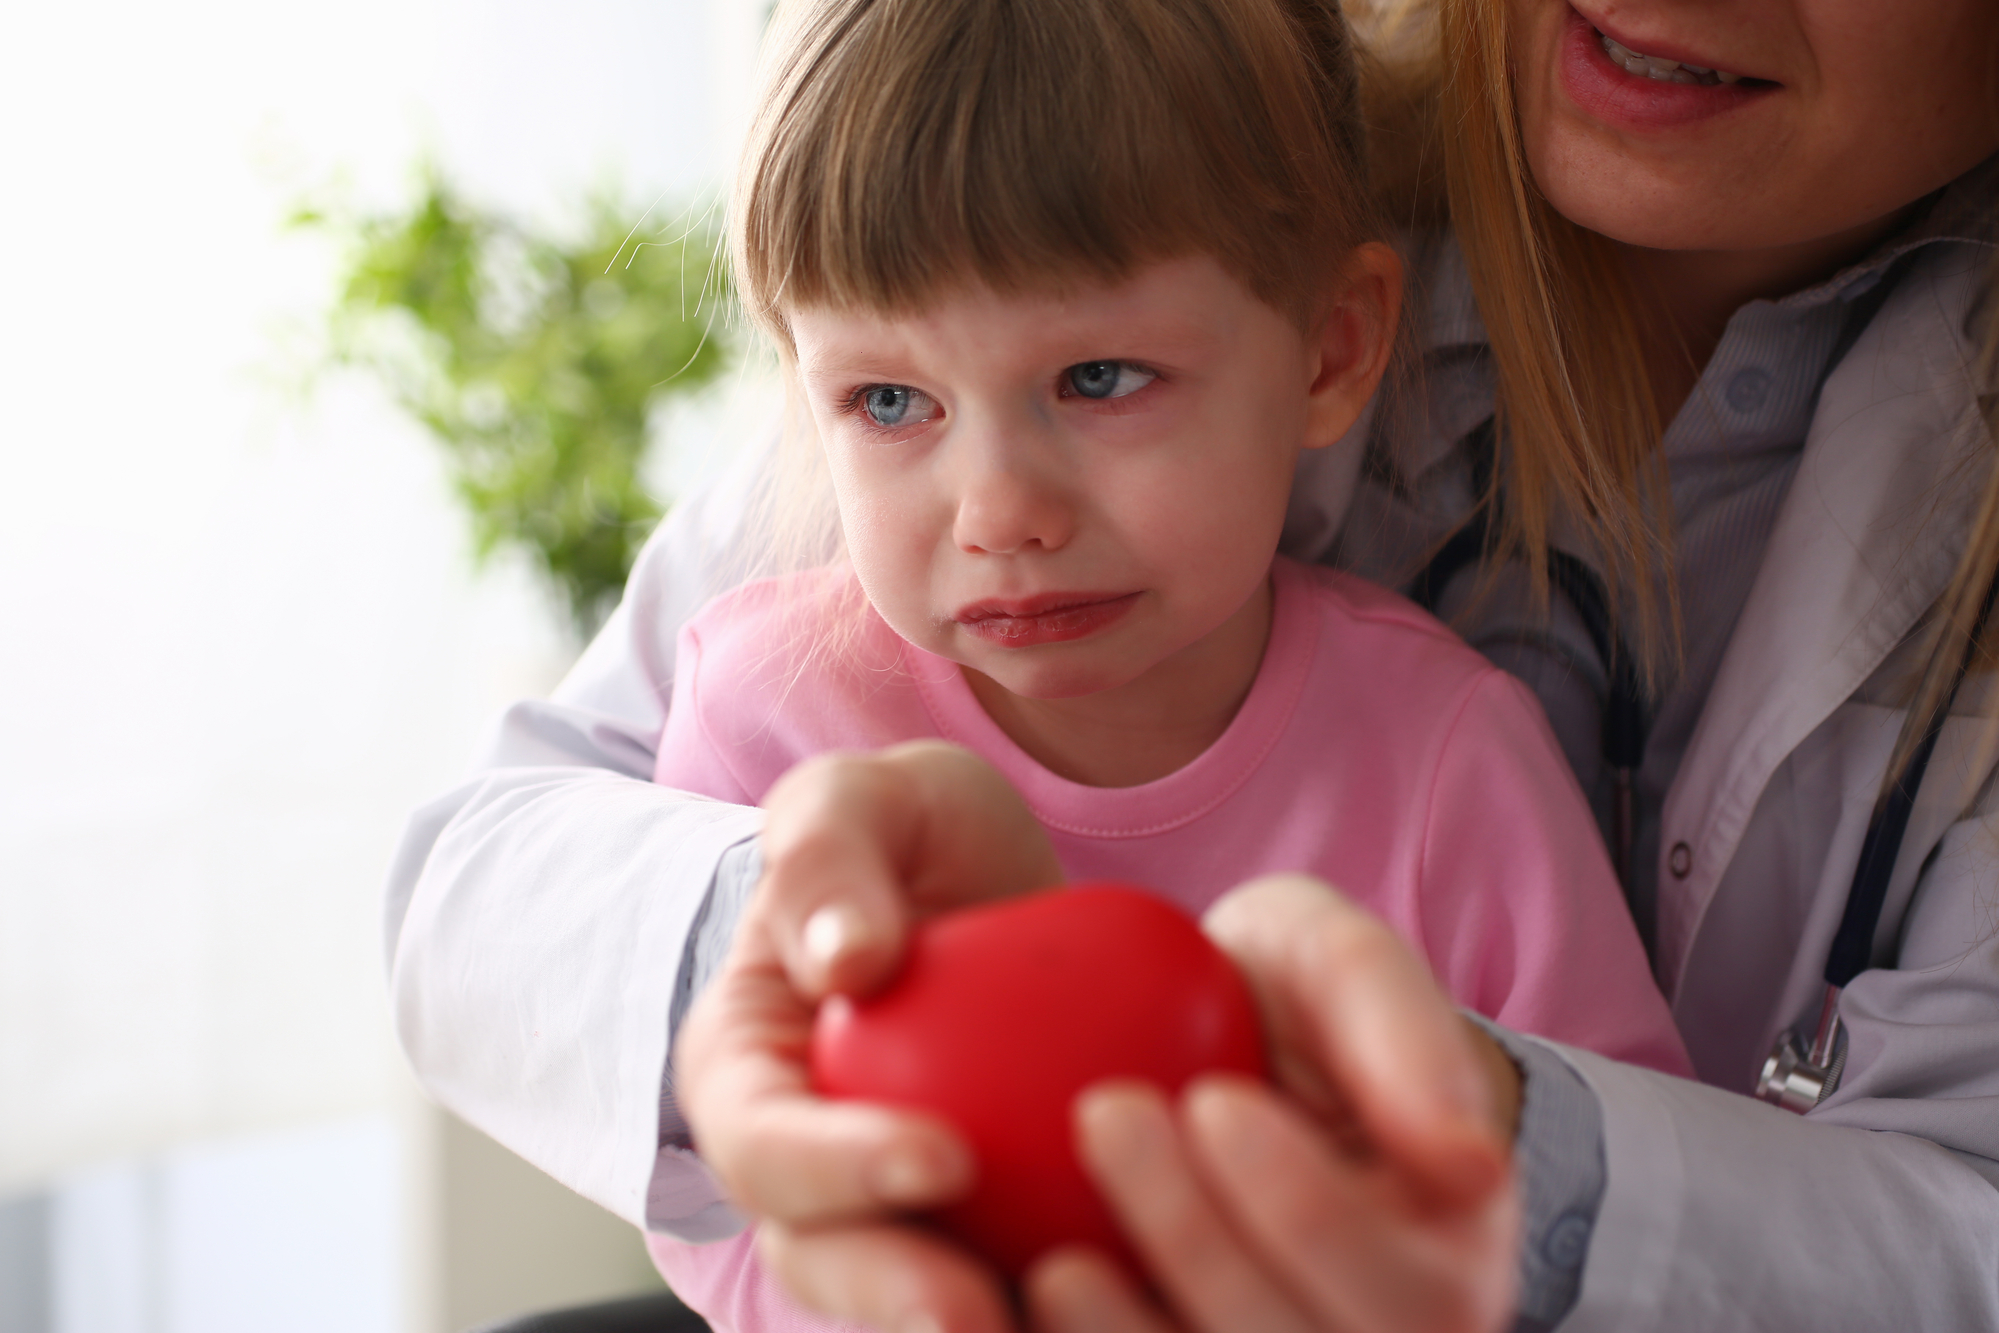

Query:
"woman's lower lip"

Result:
[[956, 593, 1140, 647], [1559, 7, 1768, 132]]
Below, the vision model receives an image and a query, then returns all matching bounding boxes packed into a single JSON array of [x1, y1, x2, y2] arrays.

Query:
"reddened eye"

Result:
[[1066, 361, 1155, 400]]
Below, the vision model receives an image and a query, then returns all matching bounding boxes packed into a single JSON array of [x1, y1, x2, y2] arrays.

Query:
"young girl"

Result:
[[644, 0, 1687, 1327]]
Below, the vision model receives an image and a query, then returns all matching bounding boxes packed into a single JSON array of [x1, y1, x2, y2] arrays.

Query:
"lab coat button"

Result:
[[1726, 367, 1772, 412], [1669, 841, 1692, 878], [1543, 1210, 1594, 1270]]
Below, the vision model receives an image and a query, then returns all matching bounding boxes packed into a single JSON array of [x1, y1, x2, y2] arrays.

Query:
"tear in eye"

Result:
[[1067, 361, 1154, 400], [863, 385, 935, 426]]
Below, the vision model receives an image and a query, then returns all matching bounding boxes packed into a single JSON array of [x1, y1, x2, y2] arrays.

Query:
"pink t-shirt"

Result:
[[647, 557, 1689, 1332]]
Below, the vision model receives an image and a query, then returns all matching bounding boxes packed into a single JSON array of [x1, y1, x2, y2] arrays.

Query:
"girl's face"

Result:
[[788, 255, 1390, 703], [1511, 0, 1999, 254]]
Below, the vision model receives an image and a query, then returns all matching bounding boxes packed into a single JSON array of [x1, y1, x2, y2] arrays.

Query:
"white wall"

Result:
[[49, 1118, 400, 1333], [0, 0, 770, 1327]]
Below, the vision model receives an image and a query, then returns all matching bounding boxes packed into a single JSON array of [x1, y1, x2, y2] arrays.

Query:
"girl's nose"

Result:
[[951, 433, 1076, 557]]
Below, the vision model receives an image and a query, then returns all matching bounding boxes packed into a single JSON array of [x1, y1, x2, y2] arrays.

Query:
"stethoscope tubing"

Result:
[[1410, 413, 1991, 1111]]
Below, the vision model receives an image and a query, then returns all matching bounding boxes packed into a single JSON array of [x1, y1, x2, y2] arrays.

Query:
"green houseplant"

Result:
[[300, 172, 734, 636]]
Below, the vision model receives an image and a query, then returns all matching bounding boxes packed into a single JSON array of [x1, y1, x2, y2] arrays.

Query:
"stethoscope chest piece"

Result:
[[1750, 574, 1984, 1115], [1756, 989, 1846, 1114]]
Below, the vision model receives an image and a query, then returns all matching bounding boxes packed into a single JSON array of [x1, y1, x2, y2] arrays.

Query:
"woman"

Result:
[[384, 0, 1999, 1328]]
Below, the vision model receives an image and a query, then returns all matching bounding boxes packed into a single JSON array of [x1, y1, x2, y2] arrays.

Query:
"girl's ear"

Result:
[[1302, 242, 1404, 451]]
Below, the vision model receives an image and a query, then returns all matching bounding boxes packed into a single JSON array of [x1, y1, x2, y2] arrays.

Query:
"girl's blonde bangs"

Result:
[[734, 0, 1377, 341]]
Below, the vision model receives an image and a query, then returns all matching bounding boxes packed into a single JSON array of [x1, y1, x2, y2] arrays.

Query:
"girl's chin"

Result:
[[962, 655, 1145, 704]]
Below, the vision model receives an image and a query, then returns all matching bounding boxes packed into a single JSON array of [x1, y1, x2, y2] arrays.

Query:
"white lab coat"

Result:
[[1559, 238, 1999, 1330], [385, 236, 1999, 1327]]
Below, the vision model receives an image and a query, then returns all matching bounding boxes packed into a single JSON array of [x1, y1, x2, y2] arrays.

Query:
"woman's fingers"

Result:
[[1182, 1076, 1518, 1333], [760, 742, 1063, 998], [1202, 874, 1510, 1206], [703, 1087, 974, 1221], [677, 920, 975, 1220], [1070, 1082, 1324, 1333], [1027, 1247, 1183, 1333], [1067, 1075, 1516, 1333], [759, 1218, 1014, 1333]]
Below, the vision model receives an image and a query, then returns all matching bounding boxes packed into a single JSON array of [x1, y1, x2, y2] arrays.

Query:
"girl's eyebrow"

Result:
[[793, 301, 1230, 382], [794, 341, 925, 381], [1017, 316, 1230, 367], [1052, 307, 1227, 357]]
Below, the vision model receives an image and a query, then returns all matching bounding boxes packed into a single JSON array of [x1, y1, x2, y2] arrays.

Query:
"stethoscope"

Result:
[[1409, 418, 1650, 892], [1409, 415, 1982, 1114], [1753, 590, 1986, 1113]]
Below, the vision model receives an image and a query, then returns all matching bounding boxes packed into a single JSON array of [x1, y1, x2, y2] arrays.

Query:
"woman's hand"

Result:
[[1026, 874, 1523, 1333], [675, 740, 1061, 1333]]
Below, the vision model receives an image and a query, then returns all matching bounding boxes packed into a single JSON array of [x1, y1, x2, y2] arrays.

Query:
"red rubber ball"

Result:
[[809, 882, 1268, 1278]]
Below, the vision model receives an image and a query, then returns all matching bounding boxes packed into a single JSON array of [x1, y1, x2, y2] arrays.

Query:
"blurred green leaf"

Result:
[[302, 169, 733, 637]]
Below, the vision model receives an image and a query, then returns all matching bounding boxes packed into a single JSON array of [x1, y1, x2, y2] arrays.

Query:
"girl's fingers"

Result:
[[877, 740, 1065, 905], [677, 925, 975, 1220], [761, 742, 1063, 998], [1202, 874, 1509, 1206], [1071, 1082, 1325, 1333], [759, 1217, 1014, 1333], [685, 744, 1049, 1222], [759, 752, 925, 998], [1026, 1248, 1183, 1333], [1182, 1076, 1519, 1333]]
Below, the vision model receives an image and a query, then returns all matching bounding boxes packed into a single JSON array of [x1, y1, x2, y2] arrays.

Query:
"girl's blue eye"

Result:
[[864, 386, 911, 425], [861, 385, 936, 427], [1067, 361, 1155, 400]]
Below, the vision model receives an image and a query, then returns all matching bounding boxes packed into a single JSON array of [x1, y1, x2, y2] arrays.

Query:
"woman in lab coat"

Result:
[[385, 1, 1999, 1327]]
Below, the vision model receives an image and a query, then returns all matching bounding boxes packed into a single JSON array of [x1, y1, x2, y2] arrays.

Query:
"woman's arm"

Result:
[[383, 436, 776, 1233], [1068, 794, 1999, 1333], [1557, 782, 1999, 1332], [1556, 1046, 1999, 1332]]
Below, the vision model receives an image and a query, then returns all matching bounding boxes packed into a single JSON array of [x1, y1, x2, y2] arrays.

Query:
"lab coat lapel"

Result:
[[1655, 249, 1990, 998]]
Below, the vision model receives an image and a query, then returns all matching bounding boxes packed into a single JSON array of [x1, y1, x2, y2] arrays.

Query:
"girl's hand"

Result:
[[676, 740, 1061, 1333], [1026, 874, 1522, 1333]]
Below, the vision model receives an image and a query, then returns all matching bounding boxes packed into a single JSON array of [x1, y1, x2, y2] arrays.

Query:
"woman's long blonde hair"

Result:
[[1369, 0, 1999, 778]]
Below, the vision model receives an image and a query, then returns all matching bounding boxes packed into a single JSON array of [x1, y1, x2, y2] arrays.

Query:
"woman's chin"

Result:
[[1528, 126, 1801, 253]]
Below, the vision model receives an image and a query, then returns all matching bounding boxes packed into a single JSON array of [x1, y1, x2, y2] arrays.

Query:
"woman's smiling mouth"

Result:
[[1562, 6, 1772, 131], [1597, 31, 1744, 86], [954, 592, 1141, 646]]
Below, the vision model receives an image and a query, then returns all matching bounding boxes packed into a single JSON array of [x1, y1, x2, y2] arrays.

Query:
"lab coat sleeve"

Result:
[[383, 435, 776, 1234], [1553, 790, 1999, 1331]]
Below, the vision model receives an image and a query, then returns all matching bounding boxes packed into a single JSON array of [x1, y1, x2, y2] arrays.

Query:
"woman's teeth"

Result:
[[1599, 32, 1744, 85]]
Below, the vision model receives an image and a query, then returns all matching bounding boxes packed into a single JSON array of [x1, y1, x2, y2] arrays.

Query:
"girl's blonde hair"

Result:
[[730, 0, 1390, 583], [733, 0, 1381, 342]]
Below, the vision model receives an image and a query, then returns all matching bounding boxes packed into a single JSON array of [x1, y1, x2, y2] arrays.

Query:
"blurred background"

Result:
[[0, 1, 777, 1328]]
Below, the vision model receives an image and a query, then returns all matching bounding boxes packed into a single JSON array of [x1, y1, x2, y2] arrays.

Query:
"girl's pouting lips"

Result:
[[954, 592, 1141, 647], [1561, 5, 1773, 133]]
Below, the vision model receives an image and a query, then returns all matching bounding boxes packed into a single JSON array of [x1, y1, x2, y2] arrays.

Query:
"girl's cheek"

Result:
[[826, 439, 909, 524], [836, 475, 939, 587]]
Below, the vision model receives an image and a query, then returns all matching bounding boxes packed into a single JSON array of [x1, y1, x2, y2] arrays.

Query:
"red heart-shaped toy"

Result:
[[809, 882, 1267, 1277]]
